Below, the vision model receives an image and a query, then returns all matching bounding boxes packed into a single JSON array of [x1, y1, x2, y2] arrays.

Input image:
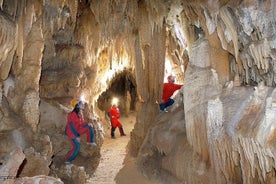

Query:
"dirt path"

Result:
[[88, 112, 153, 184]]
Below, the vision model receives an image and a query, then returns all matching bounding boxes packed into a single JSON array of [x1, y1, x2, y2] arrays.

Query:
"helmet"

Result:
[[71, 99, 79, 108], [167, 75, 175, 83]]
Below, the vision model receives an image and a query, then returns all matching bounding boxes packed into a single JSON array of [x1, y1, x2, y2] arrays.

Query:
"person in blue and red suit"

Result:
[[109, 103, 126, 138], [159, 75, 183, 112], [65, 99, 96, 164]]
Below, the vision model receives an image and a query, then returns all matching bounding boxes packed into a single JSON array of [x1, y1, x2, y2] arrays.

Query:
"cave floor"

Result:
[[88, 112, 153, 184]]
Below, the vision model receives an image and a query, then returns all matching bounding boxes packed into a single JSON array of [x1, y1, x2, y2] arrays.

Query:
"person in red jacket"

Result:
[[109, 103, 126, 138], [159, 75, 183, 112], [65, 99, 96, 164]]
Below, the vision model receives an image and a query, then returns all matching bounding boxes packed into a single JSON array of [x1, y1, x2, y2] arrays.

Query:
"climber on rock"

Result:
[[65, 99, 96, 164], [159, 74, 183, 112], [109, 98, 126, 138]]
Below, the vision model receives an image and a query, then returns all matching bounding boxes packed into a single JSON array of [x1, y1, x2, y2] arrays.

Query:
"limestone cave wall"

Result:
[[0, 0, 276, 183], [137, 1, 276, 184]]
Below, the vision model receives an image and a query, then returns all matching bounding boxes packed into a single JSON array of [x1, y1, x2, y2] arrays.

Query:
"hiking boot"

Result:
[[121, 134, 126, 136]]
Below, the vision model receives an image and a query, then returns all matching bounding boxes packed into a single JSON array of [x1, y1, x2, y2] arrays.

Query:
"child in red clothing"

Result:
[[159, 75, 182, 112]]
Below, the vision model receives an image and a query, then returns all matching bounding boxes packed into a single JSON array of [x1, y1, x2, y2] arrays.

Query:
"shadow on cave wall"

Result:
[[96, 69, 137, 117]]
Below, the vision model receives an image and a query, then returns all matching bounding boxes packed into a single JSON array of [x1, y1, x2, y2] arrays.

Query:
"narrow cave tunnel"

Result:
[[96, 69, 138, 117]]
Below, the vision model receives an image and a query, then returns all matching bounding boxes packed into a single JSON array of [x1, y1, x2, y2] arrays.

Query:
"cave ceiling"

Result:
[[0, 0, 275, 106]]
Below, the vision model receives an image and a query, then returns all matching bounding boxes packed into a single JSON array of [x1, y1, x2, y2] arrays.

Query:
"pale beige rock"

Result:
[[39, 100, 67, 133], [13, 176, 63, 184], [18, 147, 51, 177], [1, 0, 276, 183], [0, 147, 25, 178], [52, 164, 87, 184]]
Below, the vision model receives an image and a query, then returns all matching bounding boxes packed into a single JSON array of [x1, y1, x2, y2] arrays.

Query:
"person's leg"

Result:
[[119, 127, 126, 136], [111, 126, 116, 138], [159, 103, 166, 111], [79, 124, 95, 143], [117, 120, 126, 136], [110, 119, 116, 138], [165, 98, 174, 108], [65, 138, 80, 163]]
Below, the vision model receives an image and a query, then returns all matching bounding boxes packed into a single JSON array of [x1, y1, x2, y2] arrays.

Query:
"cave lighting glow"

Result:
[[111, 97, 119, 106], [164, 59, 175, 82], [80, 94, 86, 102]]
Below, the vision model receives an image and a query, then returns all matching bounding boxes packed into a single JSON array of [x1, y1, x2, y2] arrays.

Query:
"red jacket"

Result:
[[65, 111, 86, 139], [162, 83, 182, 103], [109, 106, 120, 127]]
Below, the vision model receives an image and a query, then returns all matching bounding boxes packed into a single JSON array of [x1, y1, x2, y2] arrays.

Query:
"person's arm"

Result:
[[109, 108, 116, 119], [173, 84, 182, 91], [117, 108, 121, 118]]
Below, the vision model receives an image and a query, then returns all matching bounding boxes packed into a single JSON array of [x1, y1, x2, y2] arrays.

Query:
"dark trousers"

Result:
[[159, 98, 174, 111], [111, 126, 125, 137]]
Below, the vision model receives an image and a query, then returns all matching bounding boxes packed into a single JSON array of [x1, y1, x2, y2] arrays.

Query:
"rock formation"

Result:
[[0, 0, 276, 183]]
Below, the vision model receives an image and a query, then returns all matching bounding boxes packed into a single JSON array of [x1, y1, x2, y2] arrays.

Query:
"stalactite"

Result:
[[0, 0, 3, 9], [205, 85, 276, 183], [70, 0, 78, 26], [0, 12, 16, 80], [15, 0, 25, 75], [219, 6, 239, 61], [202, 7, 216, 35], [249, 42, 270, 73], [146, 0, 166, 35], [234, 136, 276, 183]]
